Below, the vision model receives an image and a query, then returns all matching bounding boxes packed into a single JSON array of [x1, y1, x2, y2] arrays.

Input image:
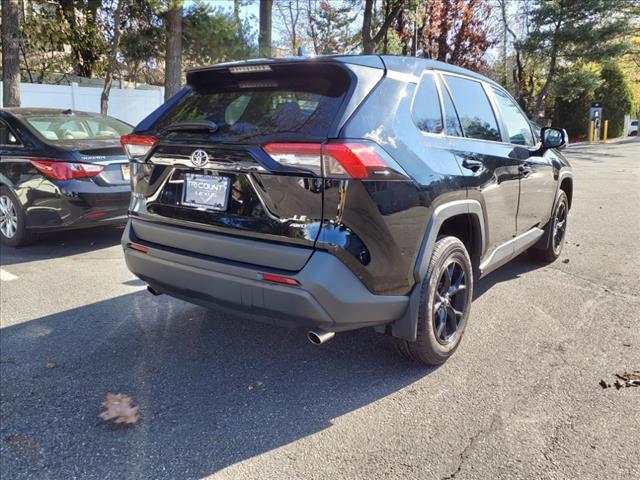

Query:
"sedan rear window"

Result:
[[25, 115, 132, 142], [154, 63, 351, 142]]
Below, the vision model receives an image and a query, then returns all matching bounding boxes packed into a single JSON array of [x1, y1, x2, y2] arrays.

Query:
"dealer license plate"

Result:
[[182, 174, 230, 211]]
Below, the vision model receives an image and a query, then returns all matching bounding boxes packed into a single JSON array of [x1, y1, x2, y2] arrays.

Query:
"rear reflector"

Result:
[[85, 211, 107, 219], [31, 160, 104, 181], [263, 141, 397, 179], [262, 273, 299, 285], [127, 243, 149, 254], [120, 134, 158, 161]]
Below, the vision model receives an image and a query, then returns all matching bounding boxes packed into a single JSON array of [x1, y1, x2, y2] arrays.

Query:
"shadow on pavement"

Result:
[[0, 290, 432, 479], [0, 226, 124, 267], [474, 253, 546, 300]]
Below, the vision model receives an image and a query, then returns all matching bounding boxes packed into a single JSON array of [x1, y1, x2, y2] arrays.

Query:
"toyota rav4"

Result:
[[121, 56, 573, 365]]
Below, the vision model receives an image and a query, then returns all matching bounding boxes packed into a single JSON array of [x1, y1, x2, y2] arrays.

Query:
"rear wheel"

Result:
[[529, 190, 568, 263], [0, 187, 35, 247], [394, 236, 473, 365]]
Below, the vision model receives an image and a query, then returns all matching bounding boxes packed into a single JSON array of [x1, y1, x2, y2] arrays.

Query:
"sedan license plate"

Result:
[[121, 163, 130, 181], [183, 174, 230, 211]]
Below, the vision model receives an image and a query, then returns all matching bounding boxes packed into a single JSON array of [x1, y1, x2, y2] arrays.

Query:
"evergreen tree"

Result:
[[595, 63, 634, 137], [520, 0, 634, 118], [309, 1, 358, 55]]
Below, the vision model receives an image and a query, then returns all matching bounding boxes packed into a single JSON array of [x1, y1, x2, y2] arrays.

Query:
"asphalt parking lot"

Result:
[[1, 138, 638, 480]]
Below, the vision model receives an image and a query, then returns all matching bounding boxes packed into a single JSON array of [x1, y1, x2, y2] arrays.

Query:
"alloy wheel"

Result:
[[432, 259, 468, 345], [552, 201, 567, 253], [0, 195, 18, 239]]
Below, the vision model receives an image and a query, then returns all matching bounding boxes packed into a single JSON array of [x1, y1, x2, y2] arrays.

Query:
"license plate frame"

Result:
[[121, 163, 130, 181], [182, 173, 230, 211]]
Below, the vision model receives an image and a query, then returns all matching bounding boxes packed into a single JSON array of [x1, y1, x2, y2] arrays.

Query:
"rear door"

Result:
[[126, 62, 356, 269], [440, 73, 520, 256]]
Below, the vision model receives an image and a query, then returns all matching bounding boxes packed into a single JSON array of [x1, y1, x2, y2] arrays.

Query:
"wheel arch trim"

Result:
[[413, 199, 485, 282], [389, 199, 485, 342]]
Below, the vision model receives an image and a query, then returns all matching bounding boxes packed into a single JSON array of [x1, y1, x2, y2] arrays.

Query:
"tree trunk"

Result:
[[258, 0, 273, 57], [499, 0, 508, 87], [362, 0, 402, 55], [164, 1, 183, 101], [100, 0, 125, 116], [2, 0, 22, 107], [233, 0, 244, 42]]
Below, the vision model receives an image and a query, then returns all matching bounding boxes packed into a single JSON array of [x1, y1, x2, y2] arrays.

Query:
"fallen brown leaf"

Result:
[[99, 393, 140, 424]]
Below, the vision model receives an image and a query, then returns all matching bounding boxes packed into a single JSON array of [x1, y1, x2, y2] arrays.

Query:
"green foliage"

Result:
[[595, 63, 634, 137], [552, 65, 602, 139], [182, 0, 255, 66], [20, 5, 75, 82], [308, 1, 358, 55]]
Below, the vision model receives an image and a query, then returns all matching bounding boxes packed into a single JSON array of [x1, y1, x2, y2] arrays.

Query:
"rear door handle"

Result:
[[462, 158, 483, 172]]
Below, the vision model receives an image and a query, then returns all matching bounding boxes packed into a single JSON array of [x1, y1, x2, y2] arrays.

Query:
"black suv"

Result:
[[121, 56, 572, 365]]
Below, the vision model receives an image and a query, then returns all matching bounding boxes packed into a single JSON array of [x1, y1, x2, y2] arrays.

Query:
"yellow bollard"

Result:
[[589, 120, 595, 144], [603, 120, 608, 143]]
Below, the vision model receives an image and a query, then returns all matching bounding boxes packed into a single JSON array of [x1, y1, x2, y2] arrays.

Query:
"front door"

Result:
[[489, 87, 556, 233]]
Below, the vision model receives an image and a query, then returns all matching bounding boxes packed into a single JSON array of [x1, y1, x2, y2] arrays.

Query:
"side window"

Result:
[[0, 120, 22, 146], [411, 73, 443, 134], [439, 79, 463, 137], [491, 88, 534, 146], [443, 75, 501, 142]]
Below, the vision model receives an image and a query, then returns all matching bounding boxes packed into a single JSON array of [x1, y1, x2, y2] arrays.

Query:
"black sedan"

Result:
[[0, 108, 133, 246]]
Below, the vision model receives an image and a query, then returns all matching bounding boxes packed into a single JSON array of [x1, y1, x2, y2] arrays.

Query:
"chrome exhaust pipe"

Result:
[[147, 285, 161, 296], [307, 330, 335, 345]]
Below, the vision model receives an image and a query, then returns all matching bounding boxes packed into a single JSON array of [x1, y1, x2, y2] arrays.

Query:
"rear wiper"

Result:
[[162, 120, 219, 134]]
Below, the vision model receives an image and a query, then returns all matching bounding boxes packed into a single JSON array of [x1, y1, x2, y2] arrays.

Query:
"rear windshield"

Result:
[[154, 63, 351, 142], [25, 114, 132, 142]]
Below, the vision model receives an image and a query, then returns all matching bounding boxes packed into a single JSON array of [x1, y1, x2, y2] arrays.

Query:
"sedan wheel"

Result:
[[0, 187, 35, 247], [0, 194, 19, 239]]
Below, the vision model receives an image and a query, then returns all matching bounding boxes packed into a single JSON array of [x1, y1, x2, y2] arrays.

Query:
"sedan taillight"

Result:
[[30, 160, 104, 181]]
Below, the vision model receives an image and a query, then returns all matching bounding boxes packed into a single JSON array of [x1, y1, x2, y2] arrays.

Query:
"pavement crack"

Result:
[[440, 414, 502, 480], [548, 267, 639, 299]]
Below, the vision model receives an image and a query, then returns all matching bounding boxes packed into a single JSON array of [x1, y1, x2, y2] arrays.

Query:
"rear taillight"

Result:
[[30, 160, 104, 181], [120, 134, 158, 161], [264, 141, 404, 179], [322, 143, 388, 179], [263, 143, 323, 175]]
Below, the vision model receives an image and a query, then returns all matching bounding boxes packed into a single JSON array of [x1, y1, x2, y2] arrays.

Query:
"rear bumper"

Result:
[[20, 180, 130, 231], [122, 221, 408, 332]]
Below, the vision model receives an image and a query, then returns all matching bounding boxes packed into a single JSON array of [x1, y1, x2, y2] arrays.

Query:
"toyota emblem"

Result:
[[190, 149, 209, 167]]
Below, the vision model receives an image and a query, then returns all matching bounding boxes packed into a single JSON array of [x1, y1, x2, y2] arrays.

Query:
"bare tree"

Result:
[[275, 0, 303, 55], [362, 0, 403, 55], [164, 0, 183, 101], [2, 0, 22, 107], [101, 0, 127, 116], [259, 0, 273, 57]]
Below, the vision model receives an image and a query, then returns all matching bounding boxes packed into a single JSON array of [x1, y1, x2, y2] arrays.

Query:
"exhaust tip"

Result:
[[307, 330, 335, 345], [147, 285, 161, 296]]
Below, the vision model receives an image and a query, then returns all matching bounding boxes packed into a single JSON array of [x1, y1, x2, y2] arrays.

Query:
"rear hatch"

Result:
[[124, 60, 388, 271]]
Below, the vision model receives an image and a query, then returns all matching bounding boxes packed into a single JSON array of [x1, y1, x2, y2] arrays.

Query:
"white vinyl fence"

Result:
[[0, 81, 165, 126]]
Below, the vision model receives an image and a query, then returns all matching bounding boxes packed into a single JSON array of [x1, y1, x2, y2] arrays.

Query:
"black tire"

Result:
[[0, 186, 36, 247], [529, 190, 568, 263], [393, 236, 473, 365]]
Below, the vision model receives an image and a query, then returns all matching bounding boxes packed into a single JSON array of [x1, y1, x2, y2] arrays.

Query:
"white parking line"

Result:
[[0, 269, 18, 281]]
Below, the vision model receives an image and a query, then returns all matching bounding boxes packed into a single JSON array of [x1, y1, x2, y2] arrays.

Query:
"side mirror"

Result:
[[541, 127, 567, 150]]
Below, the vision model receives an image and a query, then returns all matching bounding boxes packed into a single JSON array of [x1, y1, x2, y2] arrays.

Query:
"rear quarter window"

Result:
[[411, 73, 443, 134]]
